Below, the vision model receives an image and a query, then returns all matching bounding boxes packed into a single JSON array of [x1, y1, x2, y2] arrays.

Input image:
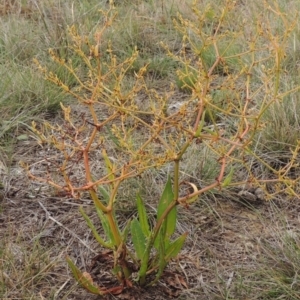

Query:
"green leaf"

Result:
[[131, 218, 146, 261], [149, 225, 167, 286], [156, 227, 167, 279], [66, 256, 104, 295], [165, 233, 187, 260], [156, 176, 176, 241], [79, 206, 113, 249], [194, 110, 206, 137], [98, 185, 110, 204], [222, 166, 234, 187], [136, 194, 150, 237], [121, 220, 131, 242], [96, 207, 116, 245], [150, 233, 187, 285], [102, 149, 115, 182], [138, 237, 152, 285]]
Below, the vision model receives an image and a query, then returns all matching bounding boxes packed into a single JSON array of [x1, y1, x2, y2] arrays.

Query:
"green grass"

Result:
[[0, 0, 109, 151]]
